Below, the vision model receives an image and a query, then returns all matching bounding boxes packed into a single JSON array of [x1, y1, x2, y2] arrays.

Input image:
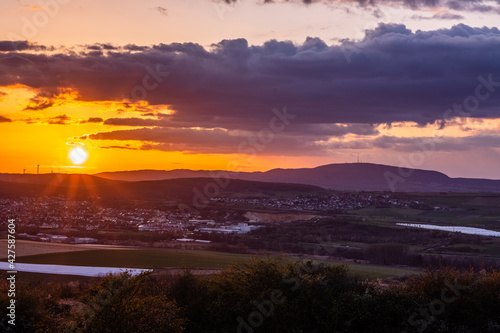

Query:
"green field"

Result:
[[350, 194, 500, 231], [14, 248, 419, 279], [335, 262, 419, 279], [16, 249, 253, 270]]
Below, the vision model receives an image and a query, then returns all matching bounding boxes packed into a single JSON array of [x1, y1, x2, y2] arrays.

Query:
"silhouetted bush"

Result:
[[1, 258, 500, 332]]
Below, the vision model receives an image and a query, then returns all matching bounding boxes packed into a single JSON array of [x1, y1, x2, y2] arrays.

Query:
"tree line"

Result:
[[1, 256, 499, 332]]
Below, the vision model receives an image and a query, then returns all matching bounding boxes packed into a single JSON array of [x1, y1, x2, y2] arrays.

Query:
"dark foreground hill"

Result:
[[95, 163, 500, 192]]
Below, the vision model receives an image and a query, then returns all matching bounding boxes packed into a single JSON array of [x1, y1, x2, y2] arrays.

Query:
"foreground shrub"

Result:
[[0, 274, 68, 332], [66, 271, 185, 333], [2, 257, 499, 333]]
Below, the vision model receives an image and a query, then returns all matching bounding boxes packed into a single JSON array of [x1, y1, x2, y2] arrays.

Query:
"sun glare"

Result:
[[69, 147, 89, 165]]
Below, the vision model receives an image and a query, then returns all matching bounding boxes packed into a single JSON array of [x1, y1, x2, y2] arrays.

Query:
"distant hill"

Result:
[[94, 169, 215, 182], [0, 173, 119, 187], [95, 163, 500, 192], [2, 163, 499, 197], [0, 174, 325, 202]]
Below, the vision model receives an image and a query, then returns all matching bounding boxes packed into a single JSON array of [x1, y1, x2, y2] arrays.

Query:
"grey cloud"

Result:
[[82, 125, 500, 156], [124, 44, 150, 51], [411, 12, 465, 20], [23, 117, 41, 124], [155, 6, 168, 16], [0, 115, 12, 122], [217, 0, 500, 13], [84, 43, 118, 51], [22, 88, 71, 111], [104, 117, 164, 127], [362, 135, 500, 151], [85, 126, 330, 155], [0, 41, 47, 52], [81, 117, 104, 123], [0, 24, 499, 132], [102, 116, 379, 138], [47, 114, 71, 125], [101, 145, 139, 150], [24, 100, 54, 111]]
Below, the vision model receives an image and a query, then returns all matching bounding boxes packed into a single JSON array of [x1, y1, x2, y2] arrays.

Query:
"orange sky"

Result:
[[2, 83, 500, 177], [0, 85, 325, 174]]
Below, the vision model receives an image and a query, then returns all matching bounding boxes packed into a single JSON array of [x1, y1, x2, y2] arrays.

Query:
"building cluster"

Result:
[[0, 197, 261, 237], [0, 192, 437, 245], [18, 232, 98, 244], [193, 221, 260, 234], [212, 192, 434, 212], [0, 196, 183, 230]]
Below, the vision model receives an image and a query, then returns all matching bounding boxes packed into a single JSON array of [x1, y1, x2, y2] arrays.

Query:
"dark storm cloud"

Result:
[[0, 41, 30, 52], [87, 127, 258, 154], [102, 116, 379, 137], [84, 50, 104, 57], [84, 126, 330, 155], [1, 24, 500, 134]]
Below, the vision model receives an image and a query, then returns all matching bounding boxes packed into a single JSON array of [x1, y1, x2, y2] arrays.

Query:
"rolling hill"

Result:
[[2, 163, 500, 198], [0, 174, 325, 202], [95, 163, 500, 192]]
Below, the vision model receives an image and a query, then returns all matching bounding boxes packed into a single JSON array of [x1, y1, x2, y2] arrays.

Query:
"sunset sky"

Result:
[[1, 0, 500, 178]]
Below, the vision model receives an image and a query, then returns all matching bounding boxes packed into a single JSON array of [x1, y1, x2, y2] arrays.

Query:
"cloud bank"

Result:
[[1, 23, 500, 155], [217, 0, 500, 14]]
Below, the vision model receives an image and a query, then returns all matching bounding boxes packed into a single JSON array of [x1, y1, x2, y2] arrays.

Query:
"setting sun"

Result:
[[69, 147, 89, 165]]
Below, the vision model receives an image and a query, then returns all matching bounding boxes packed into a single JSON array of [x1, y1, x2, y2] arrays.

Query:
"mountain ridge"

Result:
[[93, 163, 500, 192], [0, 175, 325, 202], [2, 163, 499, 193]]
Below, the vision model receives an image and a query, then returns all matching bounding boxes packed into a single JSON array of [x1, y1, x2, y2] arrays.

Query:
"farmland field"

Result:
[[15, 249, 254, 269], [349, 193, 500, 232], [12, 248, 419, 279], [0, 239, 92, 259]]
